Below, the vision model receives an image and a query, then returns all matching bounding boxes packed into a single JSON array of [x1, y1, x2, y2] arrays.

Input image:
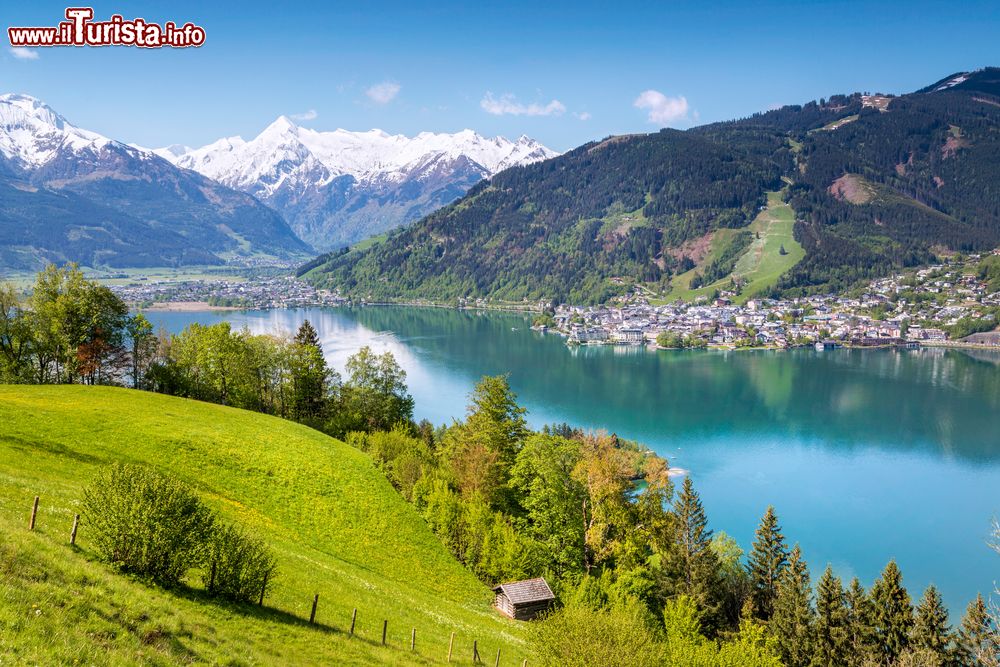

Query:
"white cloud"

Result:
[[633, 90, 690, 125], [290, 109, 318, 121], [480, 92, 566, 117], [9, 48, 39, 60], [365, 81, 400, 105], [574, 111, 592, 121]]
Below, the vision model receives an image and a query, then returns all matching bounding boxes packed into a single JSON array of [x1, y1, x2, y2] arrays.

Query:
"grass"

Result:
[[659, 192, 804, 304], [0, 385, 529, 666]]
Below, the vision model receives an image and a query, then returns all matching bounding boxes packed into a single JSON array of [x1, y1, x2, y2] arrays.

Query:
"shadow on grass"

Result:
[[1, 434, 104, 465]]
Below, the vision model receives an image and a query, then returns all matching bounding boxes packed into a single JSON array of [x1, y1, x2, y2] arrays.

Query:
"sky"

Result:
[[2, 0, 999, 152]]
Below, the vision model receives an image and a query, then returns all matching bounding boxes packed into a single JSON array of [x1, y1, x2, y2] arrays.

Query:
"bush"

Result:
[[83, 463, 214, 584], [204, 523, 277, 603]]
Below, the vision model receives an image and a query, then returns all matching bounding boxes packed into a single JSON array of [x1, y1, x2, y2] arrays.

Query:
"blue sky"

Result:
[[3, 0, 999, 151]]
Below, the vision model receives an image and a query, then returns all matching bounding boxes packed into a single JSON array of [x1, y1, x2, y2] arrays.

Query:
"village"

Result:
[[109, 274, 347, 310], [541, 259, 1000, 350]]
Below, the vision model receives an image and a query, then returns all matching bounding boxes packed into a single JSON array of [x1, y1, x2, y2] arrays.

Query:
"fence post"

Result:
[[495, 647, 501, 667], [447, 631, 455, 662], [382, 619, 387, 645], [70, 514, 79, 545], [411, 627, 416, 651], [259, 571, 269, 606], [209, 560, 217, 590], [350, 608, 357, 636], [29, 496, 39, 530], [473, 640, 480, 664], [522, 660, 528, 667], [309, 594, 319, 624]]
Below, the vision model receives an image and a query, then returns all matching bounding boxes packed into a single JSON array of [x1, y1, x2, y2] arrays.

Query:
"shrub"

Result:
[[83, 463, 214, 584], [203, 523, 277, 603]]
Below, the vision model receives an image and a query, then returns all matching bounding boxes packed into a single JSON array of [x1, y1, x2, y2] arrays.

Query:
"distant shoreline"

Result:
[[139, 301, 241, 312]]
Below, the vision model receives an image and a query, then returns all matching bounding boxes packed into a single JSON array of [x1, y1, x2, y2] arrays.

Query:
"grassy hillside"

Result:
[[0, 386, 528, 665], [664, 191, 804, 303]]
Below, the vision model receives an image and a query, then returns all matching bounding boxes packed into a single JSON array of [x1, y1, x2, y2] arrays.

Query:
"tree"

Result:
[[125, 314, 157, 389], [510, 433, 587, 577], [870, 560, 914, 663], [448, 375, 528, 508], [338, 346, 414, 433], [747, 505, 789, 620], [955, 593, 999, 666], [813, 565, 849, 667], [0, 282, 32, 382], [911, 585, 952, 663], [665, 477, 722, 634], [770, 544, 814, 666], [289, 320, 336, 422], [844, 577, 877, 667], [571, 433, 635, 574]]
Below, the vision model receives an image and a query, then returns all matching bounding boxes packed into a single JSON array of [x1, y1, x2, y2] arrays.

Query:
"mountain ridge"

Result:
[[155, 118, 558, 250], [0, 93, 310, 270], [303, 68, 1000, 303]]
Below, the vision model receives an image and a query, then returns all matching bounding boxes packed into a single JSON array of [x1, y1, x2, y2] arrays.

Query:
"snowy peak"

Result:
[[156, 118, 558, 249], [0, 93, 123, 167], [162, 118, 558, 189]]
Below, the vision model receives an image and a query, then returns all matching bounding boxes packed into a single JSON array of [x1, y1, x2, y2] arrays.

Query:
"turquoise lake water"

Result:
[[145, 305, 1000, 614]]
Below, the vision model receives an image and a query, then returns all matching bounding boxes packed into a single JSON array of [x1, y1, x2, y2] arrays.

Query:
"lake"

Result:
[[145, 305, 1000, 614]]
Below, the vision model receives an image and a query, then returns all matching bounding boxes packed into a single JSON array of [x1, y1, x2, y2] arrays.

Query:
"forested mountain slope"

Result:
[[304, 68, 1000, 303]]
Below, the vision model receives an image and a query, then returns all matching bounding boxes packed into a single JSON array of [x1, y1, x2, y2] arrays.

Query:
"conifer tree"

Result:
[[813, 565, 849, 667], [747, 505, 789, 620], [870, 560, 914, 663], [955, 593, 999, 667], [911, 585, 952, 662], [770, 544, 814, 666], [293, 319, 321, 349], [844, 577, 876, 667], [666, 476, 723, 634]]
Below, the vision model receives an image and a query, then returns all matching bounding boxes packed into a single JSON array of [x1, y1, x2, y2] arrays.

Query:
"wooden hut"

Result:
[[492, 578, 555, 620]]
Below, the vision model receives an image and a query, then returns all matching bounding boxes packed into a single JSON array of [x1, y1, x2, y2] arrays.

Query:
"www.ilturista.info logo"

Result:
[[8, 8, 205, 49]]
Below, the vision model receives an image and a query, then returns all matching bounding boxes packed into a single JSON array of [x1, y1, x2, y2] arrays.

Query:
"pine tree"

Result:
[[770, 544, 814, 666], [813, 565, 848, 667], [844, 577, 876, 667], [955, 593, 999, 666], [911, 585, 952, 662], [294, 319, 321, 349], [666, 476, 723, 635], [747, 505, 789, 620], [870, 560, 914, 663]]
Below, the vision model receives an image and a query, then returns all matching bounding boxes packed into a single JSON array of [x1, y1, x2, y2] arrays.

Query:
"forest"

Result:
[[2, 266, 998, 666], [305, 69, 1000, 304]]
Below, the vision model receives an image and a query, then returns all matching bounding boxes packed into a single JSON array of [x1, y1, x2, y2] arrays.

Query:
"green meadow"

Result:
[[0, 385, 529, 666]]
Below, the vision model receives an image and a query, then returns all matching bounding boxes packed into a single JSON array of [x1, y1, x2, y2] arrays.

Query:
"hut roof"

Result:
[[492, 578, 555, 605]]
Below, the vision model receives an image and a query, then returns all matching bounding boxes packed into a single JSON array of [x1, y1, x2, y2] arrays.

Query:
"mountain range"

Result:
[[303, 68, 1000, 303], [154, 120, 557, 249], [0, 94, 308, 270]]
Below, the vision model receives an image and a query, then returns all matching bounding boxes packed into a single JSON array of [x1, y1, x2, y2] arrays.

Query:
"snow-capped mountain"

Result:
[[0, 94, 308, 270], [159, 118, 558, 249]]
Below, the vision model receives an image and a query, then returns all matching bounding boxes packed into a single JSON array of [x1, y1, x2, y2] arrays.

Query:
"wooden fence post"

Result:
[[350, 608, 357, 636], [447, 632, 455, 662], [29, 496, 39, 530], [495, 647, 501, 667], [522, 660, 527, 667], [309, 594, 319, 624], [381, 619, 387, 645], [473, 640, 480, 664], [259, 571, 269, 606], [410, 627, 416, 651], [70, 514, 79, 545]]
